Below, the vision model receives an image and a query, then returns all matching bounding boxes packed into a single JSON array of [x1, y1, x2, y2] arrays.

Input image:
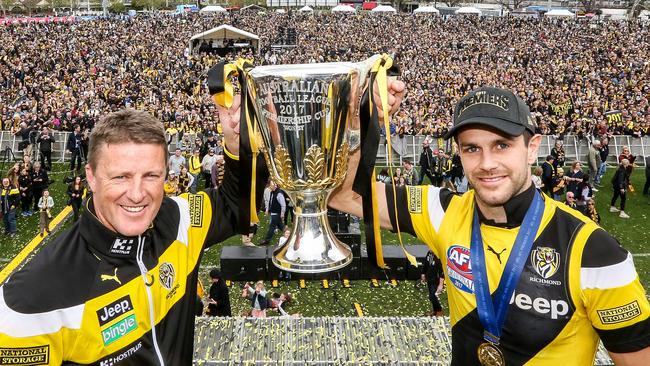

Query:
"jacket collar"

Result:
[[80, 197, 150, 260], [476, 183, 538, 229]]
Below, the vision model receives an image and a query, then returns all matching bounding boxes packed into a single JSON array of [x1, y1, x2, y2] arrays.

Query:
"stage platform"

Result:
[[193, 317, 614, 365]]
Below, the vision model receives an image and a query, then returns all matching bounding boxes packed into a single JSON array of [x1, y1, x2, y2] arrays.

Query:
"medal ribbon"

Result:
[[470, 191, 544, 344]]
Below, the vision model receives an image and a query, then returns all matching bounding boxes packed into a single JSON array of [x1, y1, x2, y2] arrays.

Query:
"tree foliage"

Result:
[[22, 0, 42, 14], [131, 0, 165, 10], [628, 0, 647, 18], [49, 0, 70, 10], [444, 0, 464, 7], [0, 0, 16, 16], [108, 0, 125, 13], [496, 0, 529, 11], [577, 0, 598, 13]]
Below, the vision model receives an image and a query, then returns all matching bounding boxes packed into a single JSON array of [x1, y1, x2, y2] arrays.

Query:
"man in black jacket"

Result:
[[261, 181, 286, 246], [421, 250, 444, 316], [66, 124, 84, 174], [596, 137, 610, 186], [30, 162, 48, 212], [541, 155, 555, 195], [37, 126, 55, 171], [418, 139, 436, 185], [610, 158, 631, 218], [206, 269, 231, 317]]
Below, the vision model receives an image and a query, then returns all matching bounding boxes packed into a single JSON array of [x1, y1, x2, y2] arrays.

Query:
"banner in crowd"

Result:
[[549, 101, 572, 116], [605, 110, 622, 126], [0, 17, 76, 25]]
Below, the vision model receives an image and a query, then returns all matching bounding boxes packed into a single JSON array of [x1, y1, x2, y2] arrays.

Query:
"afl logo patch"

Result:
[[446, 245, 474, 294], [159, 263, 176, 290], [530, 247, 560, 279]]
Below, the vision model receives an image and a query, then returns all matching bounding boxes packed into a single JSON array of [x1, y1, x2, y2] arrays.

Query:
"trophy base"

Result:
[[272, 210, 352, 274]]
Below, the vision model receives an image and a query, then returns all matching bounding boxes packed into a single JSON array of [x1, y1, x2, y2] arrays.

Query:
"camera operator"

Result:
[[13, 121, 33, 159]]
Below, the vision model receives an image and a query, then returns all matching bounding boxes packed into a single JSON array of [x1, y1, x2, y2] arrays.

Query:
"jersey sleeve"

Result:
[[0, 287, 64, 365], [385, 185, 452, 258], [580, 229, 650, 353], [202, 153, 239, 247]]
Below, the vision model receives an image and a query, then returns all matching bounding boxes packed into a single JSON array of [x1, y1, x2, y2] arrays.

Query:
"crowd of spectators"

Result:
[[2, 12, 650, 238], [1, 13, 649, 140]]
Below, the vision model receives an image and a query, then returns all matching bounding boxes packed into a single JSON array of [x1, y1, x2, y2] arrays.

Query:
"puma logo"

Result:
[[101, 268, 122, 285], [487, 245, 507, 264]]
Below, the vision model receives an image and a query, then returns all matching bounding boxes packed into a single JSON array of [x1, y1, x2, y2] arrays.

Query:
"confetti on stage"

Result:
[[193, 317, 614, 365]]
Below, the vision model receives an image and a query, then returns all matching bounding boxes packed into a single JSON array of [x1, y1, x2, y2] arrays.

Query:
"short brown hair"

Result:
[[88, 109, 167, 170]]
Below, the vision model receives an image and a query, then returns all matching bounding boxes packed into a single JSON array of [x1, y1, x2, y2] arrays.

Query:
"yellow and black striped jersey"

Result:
[[0, 157, 239, 365], [387, 184, 650, 365]]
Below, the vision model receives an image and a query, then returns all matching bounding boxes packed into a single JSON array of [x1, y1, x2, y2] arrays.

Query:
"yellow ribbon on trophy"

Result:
[[355, 55, 417, 269], [207, 58, 264, 233], [371, 56, 417, 268]]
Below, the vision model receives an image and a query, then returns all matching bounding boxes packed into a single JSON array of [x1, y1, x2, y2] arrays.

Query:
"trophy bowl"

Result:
[[247, 60, 375, 273]]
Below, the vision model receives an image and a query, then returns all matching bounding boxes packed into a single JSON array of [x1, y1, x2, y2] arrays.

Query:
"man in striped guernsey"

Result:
[[330, 86, 650, 365]]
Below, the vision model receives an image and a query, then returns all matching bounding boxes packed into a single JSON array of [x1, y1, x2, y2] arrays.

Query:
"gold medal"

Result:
[[477, 342, 505, 366]]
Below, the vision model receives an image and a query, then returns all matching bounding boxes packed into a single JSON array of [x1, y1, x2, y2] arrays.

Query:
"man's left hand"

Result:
[[216, 94, 241, 157]]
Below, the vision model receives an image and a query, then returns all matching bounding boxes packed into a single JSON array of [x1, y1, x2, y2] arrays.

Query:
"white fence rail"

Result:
[[377, 135, 649, 167], [0, 131, 647, 168]]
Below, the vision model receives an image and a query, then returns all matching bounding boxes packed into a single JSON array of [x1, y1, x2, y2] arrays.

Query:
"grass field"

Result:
[[1, 165, 648, 317]]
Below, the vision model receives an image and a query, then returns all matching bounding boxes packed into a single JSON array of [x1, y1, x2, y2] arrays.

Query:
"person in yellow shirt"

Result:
[[187, 148, 202, 193], [164, 170, 180, 197]]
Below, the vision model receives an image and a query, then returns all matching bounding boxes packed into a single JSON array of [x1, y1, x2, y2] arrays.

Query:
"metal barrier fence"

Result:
[[379, 135, 650, 167], [0, 131, 647, 168]]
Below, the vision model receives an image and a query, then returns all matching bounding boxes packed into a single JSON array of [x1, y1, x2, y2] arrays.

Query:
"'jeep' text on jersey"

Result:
[[387, 184, 650, 365]]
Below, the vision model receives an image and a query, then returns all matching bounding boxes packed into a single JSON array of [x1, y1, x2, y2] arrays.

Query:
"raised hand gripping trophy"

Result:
[[240, 55, 388, 273], [246, 61, 364, 273]]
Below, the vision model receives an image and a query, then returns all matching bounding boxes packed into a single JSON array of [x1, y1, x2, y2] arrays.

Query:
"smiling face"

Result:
[[457, 126, 541, 210], [85, 142, 166, 237]]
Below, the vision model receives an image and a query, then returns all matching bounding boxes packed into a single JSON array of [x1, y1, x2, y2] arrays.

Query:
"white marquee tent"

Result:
[[199, 5, 227, 13], [544, 9, 574, 17], [455, 6, 482, 15], [372, 5, 397, 13], [331, 4, 355, 12], [298, 5, 314, 12], [413, 6, 440, 14], [189, 25, 260, 54]]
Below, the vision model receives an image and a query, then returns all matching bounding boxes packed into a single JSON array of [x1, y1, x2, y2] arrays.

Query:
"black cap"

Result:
[[445, 87, 536, 139], [209, 269, 221, 279]]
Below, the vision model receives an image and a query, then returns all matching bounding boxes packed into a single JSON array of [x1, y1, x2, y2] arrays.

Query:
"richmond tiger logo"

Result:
[[531, 247, 560, 279]]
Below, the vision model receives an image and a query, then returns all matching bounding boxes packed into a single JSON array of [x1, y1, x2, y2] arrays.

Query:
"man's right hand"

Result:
[[328, 78, 406, 230], [373, 80, 406, 120]]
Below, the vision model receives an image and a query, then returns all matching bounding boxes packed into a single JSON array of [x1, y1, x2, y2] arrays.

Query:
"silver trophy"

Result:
[[246, 56, 381, 273]]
